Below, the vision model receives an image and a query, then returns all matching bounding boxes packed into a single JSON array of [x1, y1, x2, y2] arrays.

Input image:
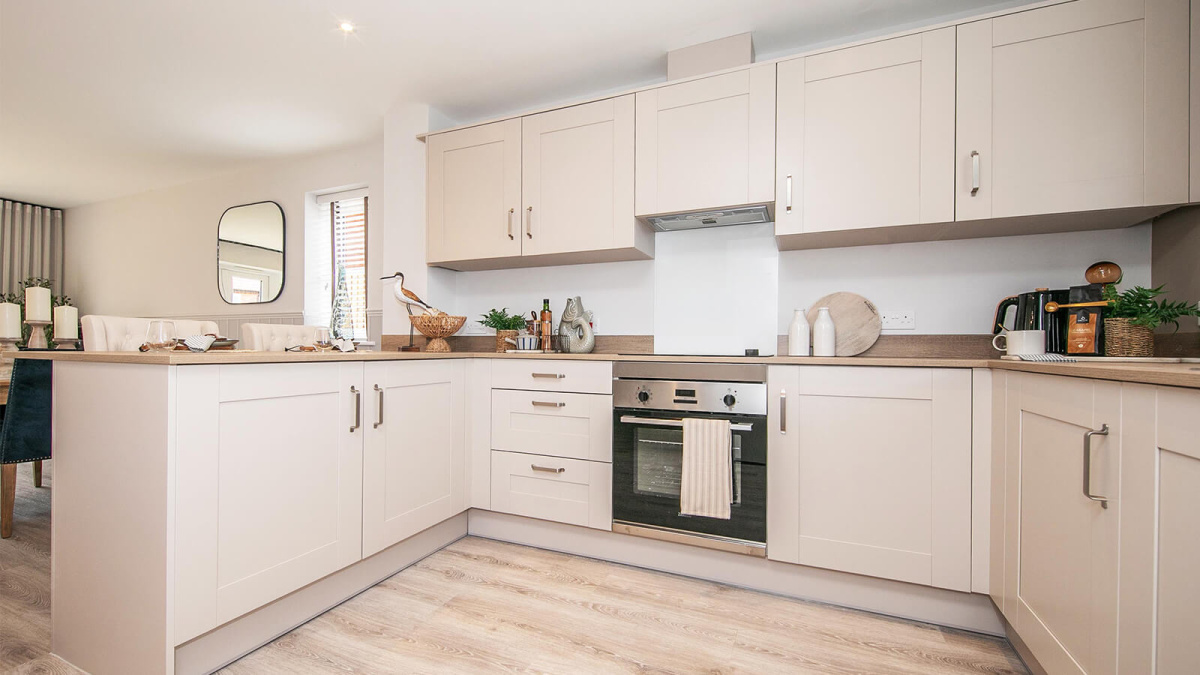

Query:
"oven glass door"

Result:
[[612, 410, 766, 543]]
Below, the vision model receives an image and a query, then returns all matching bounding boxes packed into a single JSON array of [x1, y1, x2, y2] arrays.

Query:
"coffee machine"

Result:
[[993, 288, 1070, 353]]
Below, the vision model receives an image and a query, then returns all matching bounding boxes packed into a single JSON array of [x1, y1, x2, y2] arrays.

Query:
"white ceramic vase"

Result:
[[787, 309, 810, 356], [812, 307, 836, 357]]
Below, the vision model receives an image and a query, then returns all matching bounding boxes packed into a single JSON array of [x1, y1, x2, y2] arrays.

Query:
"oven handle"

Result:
[[618, 415, 753, 432]]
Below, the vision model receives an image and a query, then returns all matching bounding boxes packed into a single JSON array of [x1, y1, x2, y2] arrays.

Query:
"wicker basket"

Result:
[[1104, 318, 1154, 357], [408, 314, 466, 353], [494, 329, 518, 353]]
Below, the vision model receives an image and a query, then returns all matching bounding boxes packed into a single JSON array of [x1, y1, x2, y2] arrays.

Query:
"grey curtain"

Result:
[[0, 199, 64, 296]]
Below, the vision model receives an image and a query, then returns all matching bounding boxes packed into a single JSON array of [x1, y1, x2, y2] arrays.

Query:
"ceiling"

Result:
[[0, 0, 1030, 209]]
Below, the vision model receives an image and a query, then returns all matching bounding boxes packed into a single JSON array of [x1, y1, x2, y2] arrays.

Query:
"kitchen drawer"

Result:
[[491, 390, 612, 462], [490, 359, 612, 394], [490, 450, 612, 530]]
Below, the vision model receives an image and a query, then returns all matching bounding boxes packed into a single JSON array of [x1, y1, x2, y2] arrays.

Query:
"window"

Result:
[[331, 195, 368, 340], [229, 274, 265, 304]]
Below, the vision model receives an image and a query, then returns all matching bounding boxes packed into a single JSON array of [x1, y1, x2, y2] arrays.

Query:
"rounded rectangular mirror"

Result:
[[218, 201, 284, 304]]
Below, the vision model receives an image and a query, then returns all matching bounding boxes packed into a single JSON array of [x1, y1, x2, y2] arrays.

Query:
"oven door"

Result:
[[611, 409, 766, 544]]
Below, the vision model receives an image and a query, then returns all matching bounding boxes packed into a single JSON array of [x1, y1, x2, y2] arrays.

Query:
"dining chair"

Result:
[[241, 323, 330, 351], [0, 358, 52, 538], [81, 315, 220, 351]]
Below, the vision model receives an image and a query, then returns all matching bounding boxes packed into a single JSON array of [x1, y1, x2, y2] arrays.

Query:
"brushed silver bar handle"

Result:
[[1083, 424, 1109, 508], [785, 174, 793, 213], [349, 386, 361, 433], [526, 205, 533, 239], [779, 390, 787, 434], [617, 415, 753, 432], [531, 464, 565, 474], [507, 207, 515, 240], [531, 372, 566, 379], [532, 400, 566, 408], [373, 384, 384, 428], [970, 151, 981, 196]]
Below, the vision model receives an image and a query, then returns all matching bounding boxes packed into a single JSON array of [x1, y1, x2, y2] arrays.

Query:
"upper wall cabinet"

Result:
[[775, 28, 955, 240], [427, 97, 651, 271], [427, 119, 523, 265], [635, 64, 776, 217], [956, 0, 1189, 222]]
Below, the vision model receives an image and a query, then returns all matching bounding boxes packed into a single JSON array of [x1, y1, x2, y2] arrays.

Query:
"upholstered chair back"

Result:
[[240, 323, 329, 351], [81, 315, 220, 351]]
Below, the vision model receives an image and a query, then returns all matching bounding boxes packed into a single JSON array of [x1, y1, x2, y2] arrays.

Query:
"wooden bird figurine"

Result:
[[381, 272, 441, 315]]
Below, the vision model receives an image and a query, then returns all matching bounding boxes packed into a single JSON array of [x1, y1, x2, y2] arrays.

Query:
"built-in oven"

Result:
[[611, 362, 767, 556]]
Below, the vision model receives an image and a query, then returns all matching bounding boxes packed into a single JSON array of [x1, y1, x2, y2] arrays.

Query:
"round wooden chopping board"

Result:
[[806, 292, 882, 356]]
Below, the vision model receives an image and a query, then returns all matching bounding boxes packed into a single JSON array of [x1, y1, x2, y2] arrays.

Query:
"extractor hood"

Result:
[[645, 205, 771, 232]]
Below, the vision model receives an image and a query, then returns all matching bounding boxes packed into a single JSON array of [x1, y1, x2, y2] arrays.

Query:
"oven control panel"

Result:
[[614, 378, 767, 415]]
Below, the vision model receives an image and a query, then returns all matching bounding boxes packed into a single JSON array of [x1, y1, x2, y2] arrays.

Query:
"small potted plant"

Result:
[[1101, 284, 1200, 357], [479, 308, 529, 353]]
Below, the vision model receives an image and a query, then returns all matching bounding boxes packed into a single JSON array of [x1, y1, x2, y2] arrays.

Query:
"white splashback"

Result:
[[653, 223, 778, 355]]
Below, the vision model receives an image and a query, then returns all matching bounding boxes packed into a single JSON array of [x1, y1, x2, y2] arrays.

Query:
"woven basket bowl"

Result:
[[408, 314, 466, 353], [1104, 318, 1154, 358]]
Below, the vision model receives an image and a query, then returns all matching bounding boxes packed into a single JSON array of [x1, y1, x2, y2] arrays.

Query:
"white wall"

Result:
[[65, 140, 384, 319], [381, 102, 434, 335]]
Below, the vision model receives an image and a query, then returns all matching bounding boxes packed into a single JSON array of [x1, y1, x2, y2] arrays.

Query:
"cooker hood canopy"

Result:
[[645, 205, 772, 232]]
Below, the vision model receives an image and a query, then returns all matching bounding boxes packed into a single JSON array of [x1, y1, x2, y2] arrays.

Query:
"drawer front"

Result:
[[490, 450, 612, 530], [491, 390, 612, 462], [490, 359, 612, 394]]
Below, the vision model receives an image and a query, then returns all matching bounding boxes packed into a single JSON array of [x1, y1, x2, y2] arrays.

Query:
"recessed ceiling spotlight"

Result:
[[338, 21, 355, 33]]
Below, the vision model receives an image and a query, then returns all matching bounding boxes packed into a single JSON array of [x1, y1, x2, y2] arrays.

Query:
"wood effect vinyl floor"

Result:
[[0, 463, 1025, 674]]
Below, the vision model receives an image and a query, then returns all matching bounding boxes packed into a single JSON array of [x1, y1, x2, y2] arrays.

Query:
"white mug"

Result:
[[992, 330, 1046, 356], [505, 334, 539, 350]]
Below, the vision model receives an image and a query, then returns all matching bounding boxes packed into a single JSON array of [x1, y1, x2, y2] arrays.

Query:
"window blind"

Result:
[[331, 196, 368, 340]]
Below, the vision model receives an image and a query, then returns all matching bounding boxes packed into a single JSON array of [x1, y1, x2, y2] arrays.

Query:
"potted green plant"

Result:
[[1101, 284, 1200, 357], [479, 308, 529, 353]]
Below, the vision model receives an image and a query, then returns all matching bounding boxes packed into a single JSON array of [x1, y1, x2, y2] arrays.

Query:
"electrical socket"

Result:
[[880, 310, 916, 330], [464, 321, 489, 335]]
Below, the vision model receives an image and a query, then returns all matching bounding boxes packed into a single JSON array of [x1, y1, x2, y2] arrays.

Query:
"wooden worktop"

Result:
[[16, 349, 1200, 389]]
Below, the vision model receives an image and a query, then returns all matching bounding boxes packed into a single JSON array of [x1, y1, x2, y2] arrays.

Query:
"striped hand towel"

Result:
[[680, 417, 733, 520]]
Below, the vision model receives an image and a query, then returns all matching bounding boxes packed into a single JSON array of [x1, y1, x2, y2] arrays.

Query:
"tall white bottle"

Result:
[[787, 309, 810, 356], [812, 307, 836, 356]]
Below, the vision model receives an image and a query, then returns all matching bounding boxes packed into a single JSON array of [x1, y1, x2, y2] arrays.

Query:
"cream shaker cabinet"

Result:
[[775, 28, 955, 239], [174, 363, 366, 643], [956, 0, 1189, 222], [426, 119, 523, 265], [1118, 385, 1200, 675], [635, 64, 776, 217], [767, 366, 972, 592], [427, 97, 649, 270], [997, 372, 1121, 675], [362, 360, 467, 557]]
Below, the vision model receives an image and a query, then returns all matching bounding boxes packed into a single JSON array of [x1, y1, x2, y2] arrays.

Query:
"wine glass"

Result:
[[145, 320, 177, 352]]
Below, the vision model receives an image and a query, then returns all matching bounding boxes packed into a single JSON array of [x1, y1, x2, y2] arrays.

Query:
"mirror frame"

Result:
[[216, 200, 285, 306]]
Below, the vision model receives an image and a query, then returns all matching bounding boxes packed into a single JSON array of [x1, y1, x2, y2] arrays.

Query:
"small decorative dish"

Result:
[[209, 338, 239, 349]]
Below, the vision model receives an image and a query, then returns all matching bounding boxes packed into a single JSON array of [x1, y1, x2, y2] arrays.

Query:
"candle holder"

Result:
[[24, 320, 50, 349], [0, 337, 17, 358], [54, 338, 80, 350]]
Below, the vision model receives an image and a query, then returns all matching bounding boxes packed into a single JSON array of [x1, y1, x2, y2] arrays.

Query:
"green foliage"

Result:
[[479, 308, 527, 332], [1102, 284, 1200, 331], [330, 264, 349, 340]]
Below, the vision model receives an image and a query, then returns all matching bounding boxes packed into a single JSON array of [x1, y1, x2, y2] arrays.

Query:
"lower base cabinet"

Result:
[[490, 450, 612, 530], [768, 366, 972, 591]]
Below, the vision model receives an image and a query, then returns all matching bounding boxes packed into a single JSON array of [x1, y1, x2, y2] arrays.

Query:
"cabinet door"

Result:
[[174, 363, 364, 641], [784, 367, 972, 590], [362, 360, 466, 557], [775, 29, 954, 235], [635, 64, 775, 216], [956, 0, 1188, 221], [427, 119, 523, 264], [1006, 373, 1119, 675], [522, 96, 635, 256], [766, 366, 801, 564], [1119, 385, 1200, 675], [489, 450, 612, 530]]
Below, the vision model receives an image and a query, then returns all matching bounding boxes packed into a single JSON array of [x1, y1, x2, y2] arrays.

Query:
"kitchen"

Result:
[[2, 0, 1199, 673]]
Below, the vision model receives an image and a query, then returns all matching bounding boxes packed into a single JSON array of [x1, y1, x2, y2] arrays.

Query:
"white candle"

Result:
[[25, 286, 51, 322], [54, 305, 79, 339], [0, 303, 19, 339]]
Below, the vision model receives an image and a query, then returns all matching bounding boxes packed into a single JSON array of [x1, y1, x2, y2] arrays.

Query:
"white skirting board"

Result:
[[468, 510, 1005, 636], [174, 513, 468, 675]]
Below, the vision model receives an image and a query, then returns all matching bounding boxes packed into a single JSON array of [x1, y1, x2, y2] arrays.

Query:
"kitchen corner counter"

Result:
[[17, 349, 1200, 388]]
